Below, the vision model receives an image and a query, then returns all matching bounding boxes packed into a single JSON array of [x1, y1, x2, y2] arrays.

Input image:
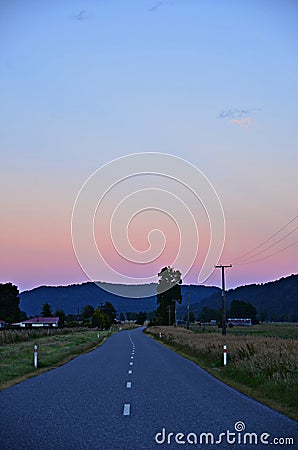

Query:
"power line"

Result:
[[234, 240, 298, 265], [234, 227, 297, 263], [233, 215, 297, 263]]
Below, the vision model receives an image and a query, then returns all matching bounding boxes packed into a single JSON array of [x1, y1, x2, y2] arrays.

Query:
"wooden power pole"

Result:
[[214, 264, 232, 336], [186, 291, 191, 329]]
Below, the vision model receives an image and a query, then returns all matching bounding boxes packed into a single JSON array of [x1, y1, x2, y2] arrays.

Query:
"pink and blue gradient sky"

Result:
[[1, 0, 297, 292]]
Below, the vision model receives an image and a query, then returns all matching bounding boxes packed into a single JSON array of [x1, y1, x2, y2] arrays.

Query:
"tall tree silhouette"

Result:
[[155, 266, 182, 325], [0, 283, 21, 322], [41, 302, 53, 317]]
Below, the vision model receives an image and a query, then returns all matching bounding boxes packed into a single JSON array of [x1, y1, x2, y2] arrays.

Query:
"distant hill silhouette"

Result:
[[191, 274, 298, 322], [20, 282, 219, 317], [20, 274, 297, 321]]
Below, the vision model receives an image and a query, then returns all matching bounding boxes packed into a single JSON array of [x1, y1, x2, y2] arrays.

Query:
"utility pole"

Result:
[[186, 291, 191, 329], [172, 300, 176, 326], [214, 264, 232, 336]]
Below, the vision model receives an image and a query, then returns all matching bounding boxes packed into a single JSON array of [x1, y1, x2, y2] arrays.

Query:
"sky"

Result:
[[1, 0, 297, 293]]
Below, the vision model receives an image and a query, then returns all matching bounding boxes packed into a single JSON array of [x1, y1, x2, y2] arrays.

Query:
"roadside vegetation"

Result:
[[0, 327, 88, 345], [145, 323, 298, 421], [0, 328, 109, 390]]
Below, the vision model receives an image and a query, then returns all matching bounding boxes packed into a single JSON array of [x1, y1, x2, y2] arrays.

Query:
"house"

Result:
[[0, 320, 6, 329], [15, 317, 59, 328]]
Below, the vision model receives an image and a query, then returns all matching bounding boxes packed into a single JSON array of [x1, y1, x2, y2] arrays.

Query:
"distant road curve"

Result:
[[0, 328, 296, 449]]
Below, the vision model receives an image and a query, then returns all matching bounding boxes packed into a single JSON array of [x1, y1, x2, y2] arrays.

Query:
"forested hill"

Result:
[[20, 274, 297, 321], [195, 274, 298, 322], [20, 282, 219, 317]]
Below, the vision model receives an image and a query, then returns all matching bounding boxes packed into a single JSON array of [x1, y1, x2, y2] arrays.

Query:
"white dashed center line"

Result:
[[123, 404, 131, 416], [125, 333, 136, 417]]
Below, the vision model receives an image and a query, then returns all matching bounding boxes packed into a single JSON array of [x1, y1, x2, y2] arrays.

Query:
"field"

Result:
[[0, 328, 109, 390], [145, 323, 298, 421]]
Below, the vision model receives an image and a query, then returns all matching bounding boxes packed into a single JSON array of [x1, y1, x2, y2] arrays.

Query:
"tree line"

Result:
[[0, 283, 150, 327], [40, 302, 151, 327], [40, 301, 117, 328], [1, 273, 258, 328]]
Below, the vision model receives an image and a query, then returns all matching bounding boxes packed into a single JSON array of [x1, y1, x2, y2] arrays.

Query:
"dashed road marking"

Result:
[[126, 382, 132, 388], [128, 370, 133, 374], [131, 356, 134, 359], [129, 332, 135, 347], [130, 362, 133, 366], [123, 404, 131, 416]]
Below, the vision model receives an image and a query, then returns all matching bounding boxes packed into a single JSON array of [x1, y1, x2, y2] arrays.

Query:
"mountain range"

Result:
[[195, 273, 298, 322], [20, 274, 298, 321], [20, 283, 219, 317]]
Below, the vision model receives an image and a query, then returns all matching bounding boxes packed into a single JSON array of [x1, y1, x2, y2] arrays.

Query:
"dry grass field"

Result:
[[0, 329, 109, 390], [0, 324, 138, 390], [145, 324, 298, 421], [0, 327, 86, 345]]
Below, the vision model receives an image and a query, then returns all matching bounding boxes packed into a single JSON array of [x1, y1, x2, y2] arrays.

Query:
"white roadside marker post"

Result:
[[34, 344, 38, 368], [223, 345, 227, 366]]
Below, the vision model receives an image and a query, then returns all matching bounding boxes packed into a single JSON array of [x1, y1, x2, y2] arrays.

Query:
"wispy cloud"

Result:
[[218, 109, 252, 119], [149, 1, 163, 12], [71, 10, 88, 21], [217, 108, 260, 128]]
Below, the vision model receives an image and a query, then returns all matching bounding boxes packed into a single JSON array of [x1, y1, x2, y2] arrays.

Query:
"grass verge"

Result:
[[145, 326, 298, 421], [0, 329, 109, 391]]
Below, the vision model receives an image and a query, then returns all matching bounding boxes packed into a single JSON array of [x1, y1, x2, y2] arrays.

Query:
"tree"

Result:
[[147, 311, 155, 322], [101, 301, 117, 323], [54, 308, 66, 326], [200, 306, 220, 323], [155, 266, 182, 325], [126, 311, 138, 321], [81, 304, 95, 320], [92, 308, 111, 329], [119, 312, 125, 322], [135, 311, 147, 325], [229, 299, 258, 324], [65, 314, 79, 327], [0, 283, 21, 323], [184, 311, 195, 323], [41, 302, 53, 317]]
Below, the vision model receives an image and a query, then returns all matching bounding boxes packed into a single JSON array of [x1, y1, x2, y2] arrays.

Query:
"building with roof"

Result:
[[14, 317, 59, 328]]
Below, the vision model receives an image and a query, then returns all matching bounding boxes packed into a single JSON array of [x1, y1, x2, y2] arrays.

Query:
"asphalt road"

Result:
[[0, 328, 297, 449]]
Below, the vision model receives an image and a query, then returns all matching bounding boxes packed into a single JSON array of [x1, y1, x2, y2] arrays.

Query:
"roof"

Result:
[[21, 317, 59, 324]]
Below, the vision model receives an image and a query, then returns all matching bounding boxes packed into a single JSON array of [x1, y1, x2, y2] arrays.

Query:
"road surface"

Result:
[[0, 328, 297, 449]]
